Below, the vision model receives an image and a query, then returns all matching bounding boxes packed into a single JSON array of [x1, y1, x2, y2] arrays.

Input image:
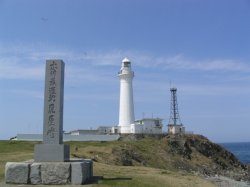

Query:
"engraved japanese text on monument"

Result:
[[47, 62, 57, 138], [43, 60, 64, 144]]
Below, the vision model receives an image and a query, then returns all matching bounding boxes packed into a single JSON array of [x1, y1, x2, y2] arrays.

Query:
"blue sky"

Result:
[[0, 0, 250, 142]]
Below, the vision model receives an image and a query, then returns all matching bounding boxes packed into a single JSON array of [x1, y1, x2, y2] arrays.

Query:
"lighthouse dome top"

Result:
[[122, 57, 130, 63]]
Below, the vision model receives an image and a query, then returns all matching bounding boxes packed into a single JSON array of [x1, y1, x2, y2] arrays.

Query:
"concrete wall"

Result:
[[15, 134, 120, 141]]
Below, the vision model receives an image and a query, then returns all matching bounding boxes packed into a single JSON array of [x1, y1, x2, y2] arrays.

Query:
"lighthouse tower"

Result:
[[118, 58, 135, 134]]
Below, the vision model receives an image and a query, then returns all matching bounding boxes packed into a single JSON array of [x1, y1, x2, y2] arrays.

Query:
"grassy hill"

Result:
[[69, 134, 247, 180], [0, 134, 248, 186]]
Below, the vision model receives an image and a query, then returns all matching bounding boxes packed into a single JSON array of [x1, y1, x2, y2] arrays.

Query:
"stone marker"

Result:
[[34, 60, 69, 162], [5, 60, 93, 185]]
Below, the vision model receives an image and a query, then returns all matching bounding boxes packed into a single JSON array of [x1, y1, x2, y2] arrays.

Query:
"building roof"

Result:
[[135, 118, 163, 122]]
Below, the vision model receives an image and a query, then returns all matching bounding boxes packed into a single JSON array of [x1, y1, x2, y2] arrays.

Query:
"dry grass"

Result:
[[93, 162, 217, 187], [0, 140, 218, 187]]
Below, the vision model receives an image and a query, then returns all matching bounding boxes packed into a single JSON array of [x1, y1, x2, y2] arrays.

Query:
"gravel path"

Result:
[[0, 182, 93, 187], [2, 176, 250, 187], [207, 176, 250, 187]]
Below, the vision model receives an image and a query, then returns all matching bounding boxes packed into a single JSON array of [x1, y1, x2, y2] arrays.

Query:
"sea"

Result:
[[221, 142, 250, 165]]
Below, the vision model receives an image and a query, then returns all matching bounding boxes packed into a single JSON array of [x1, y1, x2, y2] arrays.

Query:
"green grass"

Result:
[[0, 140, 217, 187], [0, 141, 37, 153], [0, 141, 35, 180]]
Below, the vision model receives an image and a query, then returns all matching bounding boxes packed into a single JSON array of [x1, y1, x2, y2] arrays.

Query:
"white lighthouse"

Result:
[[118, 57, 135, 134]]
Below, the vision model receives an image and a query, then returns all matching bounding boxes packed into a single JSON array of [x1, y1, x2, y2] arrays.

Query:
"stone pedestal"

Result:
[[5, 160, 93, 185], [34, 144, 69, 162], [5, 163, 29, 184]]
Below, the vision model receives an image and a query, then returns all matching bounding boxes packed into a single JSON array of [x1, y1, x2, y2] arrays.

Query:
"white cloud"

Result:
[[0, 43, 249, 84], [0, 58, 44, 80], [141, 54, 250, 72]]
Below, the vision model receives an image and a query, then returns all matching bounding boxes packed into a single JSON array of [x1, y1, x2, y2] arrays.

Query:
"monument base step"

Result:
[[5, 159, 93, 185], [34, 144, 70, 162]]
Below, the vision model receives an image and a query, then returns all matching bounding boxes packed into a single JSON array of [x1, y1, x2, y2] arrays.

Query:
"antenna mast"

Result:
[[169, 87, 182, 125]]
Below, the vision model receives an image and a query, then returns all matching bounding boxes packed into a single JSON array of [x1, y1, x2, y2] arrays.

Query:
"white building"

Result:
[[97, 126, 113, 134], [65, 129, 99, 135], [133, 118, 163, 134], [118, 57, 135, 134], [65, 126, 113, 135]]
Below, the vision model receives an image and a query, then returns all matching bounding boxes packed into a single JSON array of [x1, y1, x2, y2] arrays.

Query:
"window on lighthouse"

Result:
[[123, 62, 130, 67]]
